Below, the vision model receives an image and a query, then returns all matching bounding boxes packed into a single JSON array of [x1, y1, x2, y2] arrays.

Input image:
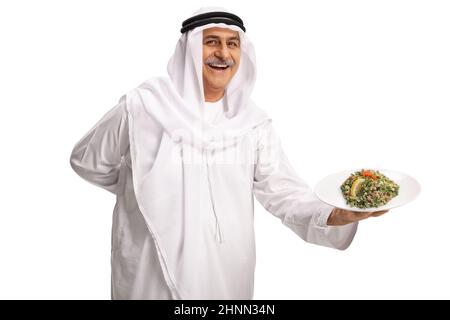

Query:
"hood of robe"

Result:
[[124, 6, 271, 299]]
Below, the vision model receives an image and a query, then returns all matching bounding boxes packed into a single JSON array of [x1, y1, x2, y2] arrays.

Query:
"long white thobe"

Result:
[[70, 99, 358, 299]]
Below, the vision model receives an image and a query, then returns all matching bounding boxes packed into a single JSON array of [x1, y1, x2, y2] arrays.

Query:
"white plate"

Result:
[[314, 169, 421, 212]]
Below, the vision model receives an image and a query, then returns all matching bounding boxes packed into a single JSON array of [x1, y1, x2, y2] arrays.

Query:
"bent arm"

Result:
[[70, 96, 129, 194], [252, 122, 357, 250]]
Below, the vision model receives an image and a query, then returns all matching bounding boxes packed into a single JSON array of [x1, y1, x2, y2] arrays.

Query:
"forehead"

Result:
[[202, 27, 240, 39]]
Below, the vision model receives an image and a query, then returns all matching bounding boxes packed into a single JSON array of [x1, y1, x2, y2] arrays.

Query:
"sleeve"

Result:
[[252, 122, 358, 250], [69, 96, 129, 195]]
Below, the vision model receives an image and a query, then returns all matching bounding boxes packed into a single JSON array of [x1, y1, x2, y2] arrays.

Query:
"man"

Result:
[[70, 7, 387, 300]]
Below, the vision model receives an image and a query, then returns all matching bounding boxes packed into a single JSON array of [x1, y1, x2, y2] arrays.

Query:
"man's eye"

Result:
[[206, 40, 218, 45], [228, 42, 240, 48]]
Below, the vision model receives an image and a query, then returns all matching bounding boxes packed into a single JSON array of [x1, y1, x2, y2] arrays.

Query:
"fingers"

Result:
[[328, 208, 389, 225], [357, 211, 373, 220], [348, 210, 372, 221], [369, 209, 389, 217], [350, 209, 389, 221]]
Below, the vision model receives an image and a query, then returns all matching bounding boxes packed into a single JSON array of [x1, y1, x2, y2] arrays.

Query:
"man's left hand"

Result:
[[327, 208, 389, 226]]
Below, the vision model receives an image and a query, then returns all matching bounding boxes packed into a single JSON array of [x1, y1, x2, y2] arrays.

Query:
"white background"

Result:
[[0, 0, 448, 299]]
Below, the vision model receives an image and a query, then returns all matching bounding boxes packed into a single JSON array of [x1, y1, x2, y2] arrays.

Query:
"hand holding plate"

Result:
[[326, 207, 389, 226]]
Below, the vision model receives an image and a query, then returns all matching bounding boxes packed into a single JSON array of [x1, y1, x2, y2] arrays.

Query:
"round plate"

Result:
[[314, 169, 421, 212]]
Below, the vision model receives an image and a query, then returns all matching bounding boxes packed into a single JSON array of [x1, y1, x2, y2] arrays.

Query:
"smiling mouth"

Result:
[[207, 64, 230, 71]]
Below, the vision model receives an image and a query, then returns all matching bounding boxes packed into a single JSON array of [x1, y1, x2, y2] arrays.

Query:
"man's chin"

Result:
[[206, 79, 229, 89]]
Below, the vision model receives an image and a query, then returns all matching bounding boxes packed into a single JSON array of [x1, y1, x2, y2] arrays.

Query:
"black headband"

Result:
[[180, 11, 246, 33]]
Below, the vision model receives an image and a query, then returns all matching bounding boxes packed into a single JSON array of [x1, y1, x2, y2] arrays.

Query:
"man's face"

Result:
[[202, 27, 241, 92]]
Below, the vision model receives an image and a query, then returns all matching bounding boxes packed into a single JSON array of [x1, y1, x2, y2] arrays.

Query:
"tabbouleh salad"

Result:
[[340, 169, 400, 209]]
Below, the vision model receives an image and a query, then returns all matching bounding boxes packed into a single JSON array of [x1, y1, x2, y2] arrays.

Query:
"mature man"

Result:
[[70, 7, 387, 299]]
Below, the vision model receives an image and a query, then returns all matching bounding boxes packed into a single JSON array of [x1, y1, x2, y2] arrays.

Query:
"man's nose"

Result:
[[215, 44, 231, 59]]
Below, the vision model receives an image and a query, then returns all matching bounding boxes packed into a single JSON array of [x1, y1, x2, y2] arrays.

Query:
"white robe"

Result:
[[70, 97, 358, 300]]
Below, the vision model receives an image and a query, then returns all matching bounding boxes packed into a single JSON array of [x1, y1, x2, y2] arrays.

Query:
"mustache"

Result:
[[204, 55, 235, 67]]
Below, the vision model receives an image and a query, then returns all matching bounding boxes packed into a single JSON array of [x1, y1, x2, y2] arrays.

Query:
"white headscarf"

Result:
[[167, 6, 258, 120], [124, 6, 271, 299]]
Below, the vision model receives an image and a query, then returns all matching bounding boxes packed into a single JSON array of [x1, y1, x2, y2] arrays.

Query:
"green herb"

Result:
[[340, 169, 400, 209]]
